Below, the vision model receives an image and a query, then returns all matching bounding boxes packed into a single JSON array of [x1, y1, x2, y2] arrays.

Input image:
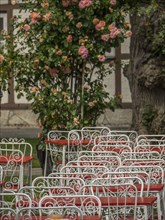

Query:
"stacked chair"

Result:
[[0, 128, 164, 219]]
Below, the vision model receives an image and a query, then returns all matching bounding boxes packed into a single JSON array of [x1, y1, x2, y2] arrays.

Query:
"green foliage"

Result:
[[0, 0, 132, 131], [142, 105, 157, 131]]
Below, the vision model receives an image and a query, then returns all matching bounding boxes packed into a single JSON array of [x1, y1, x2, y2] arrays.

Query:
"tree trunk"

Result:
[[125, 8, 165, 134]]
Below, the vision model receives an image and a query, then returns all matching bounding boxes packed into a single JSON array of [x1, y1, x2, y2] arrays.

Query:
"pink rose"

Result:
[[30, 11, 41, 24], [43, 13, 52, 21], [79, 0, 92, 9], [101, 34, 109, 41], [30, 12, 41, 19], [98, 55, 106, 62], [109, 27, 121, 39], [125, 30, 132, 37], [78, 46, 89, 59], [41, 2, 49, 8], [49, 68, 58, 77], [22, 24, 30, 31], [110, 0, 116, 6], [62, 0, 70, 7], [0, 54, 4, 63], [67, 34, 73, 42], [31, 19, 38, 24], [31, 86, 38, 93], [95, 20, 105, 31]]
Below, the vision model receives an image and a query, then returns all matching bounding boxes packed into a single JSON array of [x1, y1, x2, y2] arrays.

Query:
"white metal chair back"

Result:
[[60, 165, 109, 178], [122, 158, 165, 167], [78, 150, 119, 157], [32, 176, 85, 192], [66, 160, 118, 172], [110, 130, 138, 142], [88, 178, 139, 220], [92, 144, 133, 156], [136, 134, 165, 145], [0, 191, 32, 213], [77, 155, 121, 169], [17, 206, 84, 220], [135, 144, 165, 160], [0, 138, 33, 157], [94, 134, 130, 144], [39, 194, 102, 217], [116, 165, 164, 184], [19, 185, 77, 207], [48, 172, 98, 185], [81, 126, 111, 140], [101, 171, 150, 195], [67, 127, 111, 161], [0, 207, 16, 218], [0, 148, 24, 190], [45, 130, 70, 174], [0, 138, 33, 185]]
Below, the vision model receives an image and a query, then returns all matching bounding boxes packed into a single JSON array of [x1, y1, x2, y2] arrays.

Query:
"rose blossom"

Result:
[[62, 0, 70, 7], [110, 0, 116, 6], [125, 30, 132, 37], [30, 11, 41, 24], [22, 24, 30, 31], [79, 0, 92, 9], [30, 12, 41, 19], [43, 13, 52, 21], [0, 54, 4, 63], [49, 68, 58, 77], [78, 46, 89, 59], [31, 86, 38, 93], [93, 18, 99, 25], [98, 55, 106, 62], [76, 22, 82, 29], [73, 117, 79, 125], [41, 2, 49, 8], [95, 20, 105, 31], [67, 34, 73, 42], [101, 34, 109, 41]]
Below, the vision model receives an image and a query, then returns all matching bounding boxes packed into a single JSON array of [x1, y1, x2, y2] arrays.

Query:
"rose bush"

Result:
[[0, 0, 132, 132]]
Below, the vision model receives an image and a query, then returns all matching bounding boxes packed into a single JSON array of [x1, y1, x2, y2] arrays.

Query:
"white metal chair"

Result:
[[135, 144, 165, 160], [45, 130, 69, 175], [110, 130, 138, 142], [77, 155, 121, 171], [66, 160, 118, 172], [92, 143, 133, 155], [48, 172, 98, 184], [0, 148, 24, 191], [32, 176, 85, 193], [82, 177, 140, 220], [39, 194, 102, 218], [60, 165, 109, 178], [0, 138, 33, 185], [116, 165, 165, 220], [17, 206, 85, 220], [136, 134, 165, 145], [67, 127, 111, 162], [19, 185, 77, 208], [0, 191, 32, 213]]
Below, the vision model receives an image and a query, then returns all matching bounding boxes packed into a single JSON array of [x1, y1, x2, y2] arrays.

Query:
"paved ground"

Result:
[[0, 127, 41, 138]]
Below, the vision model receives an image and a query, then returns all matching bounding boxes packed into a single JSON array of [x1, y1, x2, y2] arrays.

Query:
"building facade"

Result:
[[0, 1, 132, 131]]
